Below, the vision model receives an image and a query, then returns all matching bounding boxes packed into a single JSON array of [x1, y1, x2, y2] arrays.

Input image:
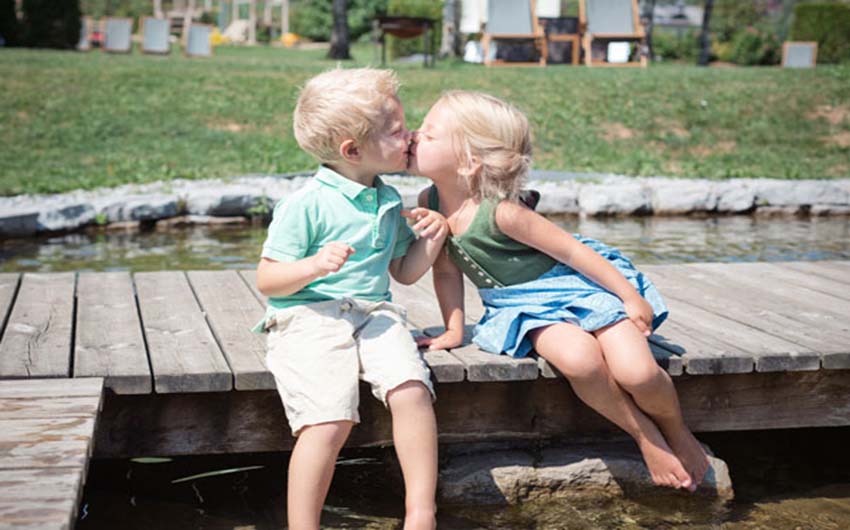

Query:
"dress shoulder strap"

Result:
[[427, 184, 440, 211]]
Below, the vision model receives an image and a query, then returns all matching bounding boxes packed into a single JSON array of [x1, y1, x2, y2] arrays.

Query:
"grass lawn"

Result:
[[1, 43, 848, 196]]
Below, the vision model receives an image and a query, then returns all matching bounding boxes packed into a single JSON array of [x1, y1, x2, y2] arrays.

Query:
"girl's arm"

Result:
[[495, 201, 654, 335], [418, 246, 466, 350]]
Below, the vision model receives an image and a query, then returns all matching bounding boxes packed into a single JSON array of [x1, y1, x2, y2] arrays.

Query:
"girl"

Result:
[[408, 91, 709, 492]]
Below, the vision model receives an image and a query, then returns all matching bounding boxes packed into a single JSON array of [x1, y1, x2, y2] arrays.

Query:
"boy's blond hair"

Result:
[[436, 91, 532, 202], [294, 68, 401, 163]]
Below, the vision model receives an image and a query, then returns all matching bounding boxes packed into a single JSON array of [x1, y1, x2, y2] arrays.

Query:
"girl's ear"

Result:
[[458, 155, 482, 179], [339, 139, 361, 162]]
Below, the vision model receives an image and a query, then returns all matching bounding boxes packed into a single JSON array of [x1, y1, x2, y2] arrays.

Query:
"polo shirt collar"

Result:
[[315, 165, 385, 200]]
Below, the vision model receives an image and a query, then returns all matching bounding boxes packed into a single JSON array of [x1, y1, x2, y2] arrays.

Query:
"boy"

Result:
[[253, 68, 446, 530]]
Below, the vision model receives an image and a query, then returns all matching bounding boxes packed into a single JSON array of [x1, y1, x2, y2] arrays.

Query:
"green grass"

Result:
[[1, 43, 849, 196]]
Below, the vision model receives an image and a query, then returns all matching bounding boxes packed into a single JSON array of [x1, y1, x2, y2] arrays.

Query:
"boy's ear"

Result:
[[339, 139, 361, 163]]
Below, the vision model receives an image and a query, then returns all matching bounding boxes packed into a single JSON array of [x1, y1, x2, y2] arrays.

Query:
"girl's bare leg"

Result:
[[387, 381, 438, 530], [531, 322, 693, 490], [594, 319, 709, 490], [287, 421, 354, 530]]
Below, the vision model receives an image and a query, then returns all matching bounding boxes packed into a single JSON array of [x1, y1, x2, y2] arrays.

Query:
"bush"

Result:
[[652, 29, 699, 62], [386, 0, 442, 59], [791, 3, 850, 64], [728, 25, 781, 66], [21, 0, 81, 49], [0, 0, 19, 46]]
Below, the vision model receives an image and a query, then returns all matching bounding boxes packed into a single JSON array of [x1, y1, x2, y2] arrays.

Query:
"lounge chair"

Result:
[[141, 17, 171, 54], [579, 0, 647, 67], [782, 41, 817, 69], [185, 23, 213, 57], [481, 0, 547, 66], [103, 17, 133, 53]]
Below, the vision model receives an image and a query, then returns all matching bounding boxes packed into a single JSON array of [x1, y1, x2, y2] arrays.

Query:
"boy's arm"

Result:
[[256, 242, 353, 297], [388, 206, 448, 285]]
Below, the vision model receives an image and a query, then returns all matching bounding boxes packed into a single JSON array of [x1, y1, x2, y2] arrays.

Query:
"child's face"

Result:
[[359, 96, 412, 176], [407, 101, 461, 183]]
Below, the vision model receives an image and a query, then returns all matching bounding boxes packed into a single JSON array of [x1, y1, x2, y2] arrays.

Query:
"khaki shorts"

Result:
[[264, 298, 435, 436]]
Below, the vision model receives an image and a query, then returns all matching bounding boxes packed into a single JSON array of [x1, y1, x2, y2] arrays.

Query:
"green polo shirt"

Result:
[[252, 165, 416, 331]]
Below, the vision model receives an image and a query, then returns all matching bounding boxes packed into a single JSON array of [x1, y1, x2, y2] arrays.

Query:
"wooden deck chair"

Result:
[[481, 0, 547, 67], [782, 41, 817, 69], [103, 17, 133, 53], [185, 23, 213, 57], [579, 0, 646, 67], [141, 17, 171, 54]]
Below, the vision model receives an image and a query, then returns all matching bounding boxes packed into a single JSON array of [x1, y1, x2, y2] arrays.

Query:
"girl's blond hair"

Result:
[[294, 68, 400, 163], [437, 90, 532, 201]]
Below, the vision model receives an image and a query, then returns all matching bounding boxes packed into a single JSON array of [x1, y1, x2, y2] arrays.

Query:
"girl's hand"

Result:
[[402, 208, 448, 241], [311, 241, 354, 277], [415, 328, 464, 350], [623, 296, 654, 337]]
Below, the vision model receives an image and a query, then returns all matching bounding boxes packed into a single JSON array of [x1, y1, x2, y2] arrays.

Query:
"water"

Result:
[[75, 428, 850, 529], [2, 216, 850, 272]]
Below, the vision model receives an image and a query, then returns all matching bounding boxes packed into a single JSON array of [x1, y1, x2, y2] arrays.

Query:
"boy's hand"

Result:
[[402, 207, 448, 240], [415, 328, 464, 350], [623, 295, 654, 337], [311, 242, 354, 277]]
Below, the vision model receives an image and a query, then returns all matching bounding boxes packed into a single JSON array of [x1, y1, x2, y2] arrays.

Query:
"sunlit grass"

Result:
[[1, 43, 848, 195]]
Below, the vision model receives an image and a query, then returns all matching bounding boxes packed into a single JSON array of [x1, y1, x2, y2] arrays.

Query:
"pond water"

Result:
[[2, 215, 850, 272], [76, 427, 850, 529]]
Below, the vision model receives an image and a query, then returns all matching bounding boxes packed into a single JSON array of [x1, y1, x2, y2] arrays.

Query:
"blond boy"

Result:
[[254, 68, 445, 530]]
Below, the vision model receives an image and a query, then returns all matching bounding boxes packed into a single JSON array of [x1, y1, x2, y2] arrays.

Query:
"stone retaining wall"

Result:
[[2, 172, 849, 237]]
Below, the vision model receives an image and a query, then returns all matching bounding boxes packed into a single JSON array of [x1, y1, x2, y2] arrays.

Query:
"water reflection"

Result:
[[2, 216, 849, 273]]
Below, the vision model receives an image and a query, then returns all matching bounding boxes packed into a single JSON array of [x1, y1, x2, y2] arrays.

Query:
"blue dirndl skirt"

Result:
[[473, 235, 668, 358]]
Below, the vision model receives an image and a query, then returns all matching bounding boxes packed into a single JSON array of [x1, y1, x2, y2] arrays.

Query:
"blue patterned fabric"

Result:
[[473, 235, 668, 358]]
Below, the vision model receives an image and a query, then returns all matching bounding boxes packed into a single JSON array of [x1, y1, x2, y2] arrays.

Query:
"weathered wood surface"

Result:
[[0, 261, 847, 391], [0, 378, 103, 530], [0, 273, 75, 379], [75, 272, 150, 394], [134, 271, 232, 393], [94, 369, 850, 457]]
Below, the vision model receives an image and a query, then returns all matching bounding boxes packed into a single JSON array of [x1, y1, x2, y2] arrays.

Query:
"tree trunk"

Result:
[[328, 0, 351, 60], [698, 0, 714, 66], [281, 0, 289, 35], [182, 0, 196, 46], [248, 0, 256, 44], [642, 0, 656, 59], [439, 0, 461, 58], [153, 0, 163, 19]]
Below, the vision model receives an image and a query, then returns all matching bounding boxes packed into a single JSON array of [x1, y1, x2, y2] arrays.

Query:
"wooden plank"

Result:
[[94, 369, 850, 457], [761, 262, 850, 300], [0, 396, 101, 419], [134, 272, 232, 393], [778, 261, 850, 286], [646, 264, 850, 370], [391, 278, 466, 383], [75, 272, 151, 394], [238, 269, 267, 305], [0, 467, 83, 529], [0, 417, 95, 469], [0, 377, 103, 399], [0, 273, 75, 379], [187, 270, 273, 390], [654, 297, 819, 373], [0, 273, 20, 338], [689, 263, 850, 318]]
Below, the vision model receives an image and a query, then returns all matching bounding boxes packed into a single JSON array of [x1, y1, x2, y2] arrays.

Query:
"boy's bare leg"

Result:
[[594, 319, 710, 490], [287, 420, 354, 530], [386, 381, 438, 530], [531, 323, 693, 490]]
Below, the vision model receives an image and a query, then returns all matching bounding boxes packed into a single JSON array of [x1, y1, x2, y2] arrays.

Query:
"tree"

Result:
[[697, 0, 713, 66], [439, 0, 460, 58], [328, 0, 351, 59], [21, 0, 81, 49], [0, 0, 20, 46]]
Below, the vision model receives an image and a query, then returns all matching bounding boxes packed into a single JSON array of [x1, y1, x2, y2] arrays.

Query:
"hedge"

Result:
[[790, 3, 850, 64]]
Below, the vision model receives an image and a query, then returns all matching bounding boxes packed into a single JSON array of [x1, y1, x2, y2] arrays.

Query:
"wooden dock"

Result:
[[0, 262, 848, 459], [0, 377, 103, 530]]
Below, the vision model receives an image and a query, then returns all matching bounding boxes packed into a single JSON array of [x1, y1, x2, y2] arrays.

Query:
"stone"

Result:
[[714, 181, 755, 213], [649, 178, 717, 214], [0, 210, 40, 237], [100, 194, 179, 222], [534, 181, 580, 215], [438, 442, 733, 505], [753, 180, 850, 208], [579, 182, 652, 216]]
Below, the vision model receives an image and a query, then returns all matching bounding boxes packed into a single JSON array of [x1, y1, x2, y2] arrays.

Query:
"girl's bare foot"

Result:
[[637, 435, 694, 491], [664, 425, 710, 490]]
